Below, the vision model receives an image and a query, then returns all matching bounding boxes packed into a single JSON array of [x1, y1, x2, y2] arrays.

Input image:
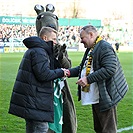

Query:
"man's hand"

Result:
[[76, 76, 88, 88], [65, 69, 70, 77], [61, 68, 67, 77], [61, 68, 70, 77]]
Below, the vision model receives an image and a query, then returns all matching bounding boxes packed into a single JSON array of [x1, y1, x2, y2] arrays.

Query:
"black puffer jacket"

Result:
[[69, 40, 128, 111], [8, 36, 64, 122]]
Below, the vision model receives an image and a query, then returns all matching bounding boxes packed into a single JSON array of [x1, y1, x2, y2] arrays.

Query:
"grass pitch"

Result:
[[0, 51, 132, 133]]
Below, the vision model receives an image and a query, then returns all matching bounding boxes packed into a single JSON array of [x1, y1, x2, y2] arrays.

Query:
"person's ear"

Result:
[[42, 35, 47, 41], [89, 32, 93, 38]]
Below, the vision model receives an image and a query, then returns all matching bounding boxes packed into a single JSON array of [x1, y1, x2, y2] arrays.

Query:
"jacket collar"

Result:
[[23, 36, 53, 55], [91, 40, 103, 56]]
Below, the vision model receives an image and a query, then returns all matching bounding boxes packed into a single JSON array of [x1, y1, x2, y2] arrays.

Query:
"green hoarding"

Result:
[[0, 16, 36, 25], [0, 16, 101, 27], [59, 18, 101, 27]]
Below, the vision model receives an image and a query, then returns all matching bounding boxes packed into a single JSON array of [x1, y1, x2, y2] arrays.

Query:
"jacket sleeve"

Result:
[[87, 45, 117, 84], [68, 66, 80, 77], [31, 49, 64, 82]]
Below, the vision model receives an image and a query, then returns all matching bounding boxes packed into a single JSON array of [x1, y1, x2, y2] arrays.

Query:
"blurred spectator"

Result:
[[0, 24, 37, 43], [115, 40, 120, 53]]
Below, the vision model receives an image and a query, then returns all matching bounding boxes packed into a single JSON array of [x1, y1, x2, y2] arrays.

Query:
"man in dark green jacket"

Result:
[[66, 25, 128, 133]]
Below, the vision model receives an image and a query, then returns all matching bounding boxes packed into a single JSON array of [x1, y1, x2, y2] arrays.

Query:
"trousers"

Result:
[[92, 103, 117, 133], [25, 119, 48, 133]]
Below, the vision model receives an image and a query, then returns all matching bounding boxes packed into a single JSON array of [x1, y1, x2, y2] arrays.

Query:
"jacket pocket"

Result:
[[36, 87, 53, 111]]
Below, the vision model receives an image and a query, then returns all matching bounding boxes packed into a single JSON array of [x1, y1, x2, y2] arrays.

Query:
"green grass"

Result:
[[0, 51, 133, 133]]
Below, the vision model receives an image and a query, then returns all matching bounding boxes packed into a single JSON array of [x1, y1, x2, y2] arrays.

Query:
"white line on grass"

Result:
[[117, 126, 133, 132]]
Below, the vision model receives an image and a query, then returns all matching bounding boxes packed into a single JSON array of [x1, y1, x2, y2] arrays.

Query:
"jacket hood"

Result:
[[23, 36, 53, 55]]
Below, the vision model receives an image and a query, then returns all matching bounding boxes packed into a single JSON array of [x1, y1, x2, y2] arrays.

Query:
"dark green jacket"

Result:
[[69, 40, 128, 111]]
